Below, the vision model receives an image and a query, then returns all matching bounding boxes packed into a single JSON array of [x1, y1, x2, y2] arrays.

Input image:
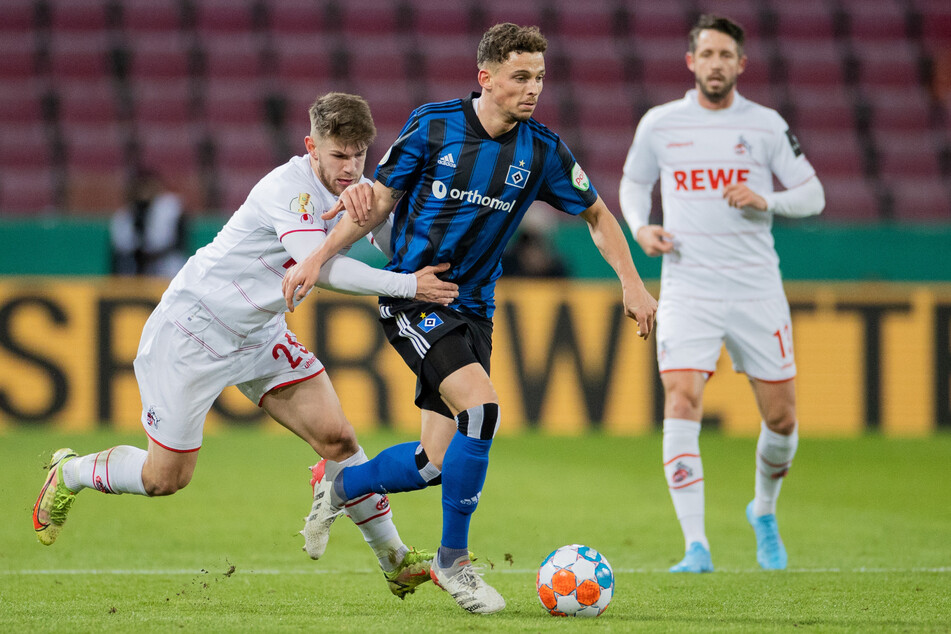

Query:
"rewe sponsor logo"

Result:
[[431, 180, 514, 212], [673, 167, 750, 191]]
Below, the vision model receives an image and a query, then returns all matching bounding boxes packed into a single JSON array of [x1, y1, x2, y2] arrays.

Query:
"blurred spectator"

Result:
[[501, 223, 568, 278], [110, 170, 188, 277]]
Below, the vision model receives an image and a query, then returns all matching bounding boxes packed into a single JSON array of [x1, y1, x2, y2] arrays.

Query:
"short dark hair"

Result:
[[308, 92, 376, 148], [689, 14, 745, 56], [477, 23, 548, 68]]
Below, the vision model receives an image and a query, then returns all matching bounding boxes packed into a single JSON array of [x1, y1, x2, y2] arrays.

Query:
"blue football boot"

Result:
[[669, 541, 714, 573], [746, 501, 788, 570]]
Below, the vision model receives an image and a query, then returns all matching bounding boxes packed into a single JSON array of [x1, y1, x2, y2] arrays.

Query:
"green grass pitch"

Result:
[[2, 428, 949, 632]]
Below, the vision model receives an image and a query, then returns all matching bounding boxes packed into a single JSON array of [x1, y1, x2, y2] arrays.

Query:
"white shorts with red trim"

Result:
[[133, 306, 324, 452], [656, 294, 796, 382]]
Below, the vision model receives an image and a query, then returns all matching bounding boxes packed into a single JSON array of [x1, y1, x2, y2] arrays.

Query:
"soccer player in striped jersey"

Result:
[[32, 93, 459, 599], [619, 15, 825, 573], [283, 24, 658, 614]]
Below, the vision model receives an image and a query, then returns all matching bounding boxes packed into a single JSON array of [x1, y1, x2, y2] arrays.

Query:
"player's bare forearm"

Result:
[[581, 199, 642, 287], [580, 199, 658, 338]]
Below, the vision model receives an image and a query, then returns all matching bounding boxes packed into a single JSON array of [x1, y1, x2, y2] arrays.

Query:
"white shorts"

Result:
[[655, 294, 796, 382], [133, 307, 324, 452]]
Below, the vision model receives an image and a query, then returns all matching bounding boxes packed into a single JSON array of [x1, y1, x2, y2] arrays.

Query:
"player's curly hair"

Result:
[[477, 23, 548, 68], [308, 92, 376, 148], [689, 14, 745, 56]]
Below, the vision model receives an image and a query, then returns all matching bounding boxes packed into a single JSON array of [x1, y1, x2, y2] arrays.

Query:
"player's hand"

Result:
[[636, 225, 675, 257], [282, 250, 325, 312], [723, 183, 767, 211], [413, 262, 458, 305], [321, 182, 374, 224], [623, 283, 658, 340]]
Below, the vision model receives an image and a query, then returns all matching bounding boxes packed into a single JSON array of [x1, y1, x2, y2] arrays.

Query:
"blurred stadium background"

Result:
[[1, 0, 950, 437]]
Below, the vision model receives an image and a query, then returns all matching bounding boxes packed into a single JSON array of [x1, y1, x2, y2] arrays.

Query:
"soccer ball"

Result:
[[536, 544, 614, 617]]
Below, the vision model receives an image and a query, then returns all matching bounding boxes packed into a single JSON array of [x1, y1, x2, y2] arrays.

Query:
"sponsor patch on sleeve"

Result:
[[289, 193, 317, 224], [570, 163, 590, 192], [785, 130, 803, 157], [290, 192, 315, 214]]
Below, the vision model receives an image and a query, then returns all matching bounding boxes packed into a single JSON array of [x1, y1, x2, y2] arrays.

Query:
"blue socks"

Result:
[[441, 403, 500, 550], [336, 442, 440, 503], [334, 403, 501, 556], [441, 432, 492, 549]]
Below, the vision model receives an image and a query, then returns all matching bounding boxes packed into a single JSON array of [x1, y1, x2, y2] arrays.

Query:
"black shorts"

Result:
[[379, 302, 493, 418]]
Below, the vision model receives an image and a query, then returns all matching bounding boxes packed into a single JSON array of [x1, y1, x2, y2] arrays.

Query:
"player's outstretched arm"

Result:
[[283, 181, 400, 310], [580, 197, 658, 339]]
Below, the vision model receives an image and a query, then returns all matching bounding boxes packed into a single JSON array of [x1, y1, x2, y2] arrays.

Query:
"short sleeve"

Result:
[[374, 111, 426, 192], [269, 188, 332, 249], [536, 139, 599, 215]]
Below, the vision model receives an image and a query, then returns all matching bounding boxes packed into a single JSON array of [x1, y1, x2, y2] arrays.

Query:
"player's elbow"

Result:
[[813, 181, 826, 216], [803, 177, 826, 217]]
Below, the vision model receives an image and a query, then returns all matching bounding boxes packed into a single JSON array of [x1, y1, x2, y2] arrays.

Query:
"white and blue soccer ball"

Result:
[[536, 544, 615, 617]]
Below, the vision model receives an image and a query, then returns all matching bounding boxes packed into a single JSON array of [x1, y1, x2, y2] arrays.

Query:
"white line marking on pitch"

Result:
[[2, 567, 949, 575]]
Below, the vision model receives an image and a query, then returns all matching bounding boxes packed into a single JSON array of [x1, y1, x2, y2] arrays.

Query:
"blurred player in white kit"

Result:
[[619, 15, 825, 572], [32, 92, 458, 598]]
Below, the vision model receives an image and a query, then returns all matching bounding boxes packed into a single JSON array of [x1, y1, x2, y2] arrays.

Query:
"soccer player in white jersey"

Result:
[[619, 15, 825, 573], [32, 93, 459, 598]]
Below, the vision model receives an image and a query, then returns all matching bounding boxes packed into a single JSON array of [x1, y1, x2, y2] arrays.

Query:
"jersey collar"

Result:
[[463, 92, 521, 143], [686, 88, 746, 113]]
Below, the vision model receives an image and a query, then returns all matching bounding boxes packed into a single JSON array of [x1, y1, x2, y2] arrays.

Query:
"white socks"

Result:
[[61, 446, 148, 496], [663, 418, 798, 549], [338, 447, 407, 572], [753, 421, 798, 517], [662, 418, 707, 550]]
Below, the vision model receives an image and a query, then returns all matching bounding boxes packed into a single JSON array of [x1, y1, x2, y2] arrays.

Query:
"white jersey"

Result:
[[157, 155, 403, 355], [622, 90, 817, 300]]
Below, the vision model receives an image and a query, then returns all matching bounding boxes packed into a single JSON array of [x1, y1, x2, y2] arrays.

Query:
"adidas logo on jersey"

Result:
[[437, 153, 457, 168]]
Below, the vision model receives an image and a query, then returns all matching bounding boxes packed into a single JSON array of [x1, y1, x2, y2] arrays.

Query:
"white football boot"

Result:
[[430, 553, 505, 614], [301, 459, 344, 559]]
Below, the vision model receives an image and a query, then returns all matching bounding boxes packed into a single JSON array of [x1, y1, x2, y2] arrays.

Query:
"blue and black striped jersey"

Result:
[[375, 93, 598, 318]]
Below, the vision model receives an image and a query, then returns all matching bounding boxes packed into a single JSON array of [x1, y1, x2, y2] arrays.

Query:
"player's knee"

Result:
[[665, 392, 702, 419], [315, 426, 359, 462], [765, 414, 797, 436], [144, 471, 192, 496]]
